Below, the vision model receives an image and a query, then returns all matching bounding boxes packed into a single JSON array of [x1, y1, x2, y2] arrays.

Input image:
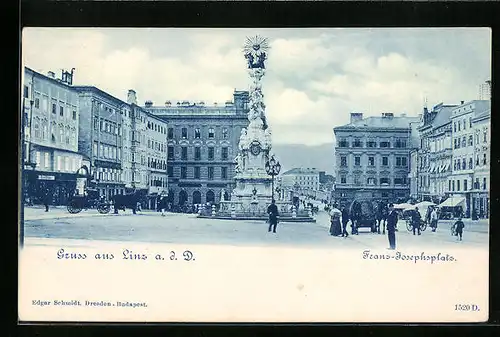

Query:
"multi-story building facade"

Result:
[[143, 91, 249, 206], [470, 103, 490, 218], [333, 112, 419, 206], [408, 117, 421, 200], [281, 167, 320, 199], [449, 100, 490, 217], [22, 67, 84, 205], [74, 86, 126, 200], [416, 103, 457, 203]]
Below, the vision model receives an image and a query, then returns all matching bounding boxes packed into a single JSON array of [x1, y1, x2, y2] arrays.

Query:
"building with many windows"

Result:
[[333, 112, 419, 206], [449, 100, 490, 217], [143, 91, 249, 206], [470, 102, 490, 218], [22, 67, 84, 205], [74, 86, 126, 200], [280, 167, 320, 199], [416, 103, 457, 203]]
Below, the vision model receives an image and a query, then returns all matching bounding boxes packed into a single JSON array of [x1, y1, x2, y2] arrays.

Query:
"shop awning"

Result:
[[428, 164, 435, 173], [439, 197, 465, 207], [437, 164, 444, 173], [443, 163, 450, 172]]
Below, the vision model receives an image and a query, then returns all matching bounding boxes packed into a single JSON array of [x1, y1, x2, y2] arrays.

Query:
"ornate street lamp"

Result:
[[265, 154, 281, 201]]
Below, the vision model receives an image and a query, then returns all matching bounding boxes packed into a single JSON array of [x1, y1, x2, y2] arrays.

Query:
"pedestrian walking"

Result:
[[341, 205, 349, 238], [412, 207, 422, 235], [267, 199, 279, 233], [158, 193, 168, 216], [454, 217, 465, 241], [430, 207, 438, 232], [329, 204, 342, 236], [43, 188, 51, 212], [386, 203, 398, 250]]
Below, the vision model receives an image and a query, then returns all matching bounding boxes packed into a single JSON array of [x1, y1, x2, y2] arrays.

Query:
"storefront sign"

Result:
[[38, 175, 55, 181]]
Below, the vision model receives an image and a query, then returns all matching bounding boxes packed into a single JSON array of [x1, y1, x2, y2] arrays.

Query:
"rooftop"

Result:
[[282, 167, 320, 175], [334, 114, 420, 131]]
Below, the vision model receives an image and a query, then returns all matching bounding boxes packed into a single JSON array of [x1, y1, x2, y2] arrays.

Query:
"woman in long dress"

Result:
[[329, 204, 342, 236]]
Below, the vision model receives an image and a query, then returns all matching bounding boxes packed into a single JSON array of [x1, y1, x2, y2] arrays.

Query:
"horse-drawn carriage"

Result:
[[67, 188, 111, 214]]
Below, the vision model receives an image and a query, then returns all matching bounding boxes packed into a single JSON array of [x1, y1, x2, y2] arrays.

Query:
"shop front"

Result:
[[471, 191, 489, 219], [24, 170, 81, 206]]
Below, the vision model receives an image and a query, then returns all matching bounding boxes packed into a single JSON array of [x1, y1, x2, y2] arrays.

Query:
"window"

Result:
[[380, 141, 390, 148], [380, 177, 390, 185], [181, 128, 187, 139], [338, 139, 349, 147], [167, 128, 174, 139], [221, 147, 228, 160], [453, 122, 456, 132], [194, 167, 200, 179], [468, 158, 473, 170], [367, 177, 376, 185], [469, 118, 472, 128], [353, 175, 361, 186], [52, 103, 56, 114], [458, 122, 461, 131], [56, 155, 61, 171], [483, 178, 487, 190], [449, 180, 452, 191], [195, 147, 201, 161], [340, 156, 347, 167], [402, 157, 407, 166], [167, 166, 173, 177], [167, 146, 174, 159], [396, 157, 402, 166], [208, 128, 215, 138], [395, 139, 407, 148], [457, 180, 461, 191], [461, 136, 466, 147], [181, 147, 188, 160], [44, 153, 49, 168], [368, 156, 374, 166], [33, 121, 40, 138], [354, 156, 360, 166], [60, 106, 64, 117], [468, 135, 473, 146], [353, 139, 362, 148], [35, 151, 41, 166], [382, 157, 388, 166], [476, 155, 480, 166], [23, 85, 28, 98], [208, 167, 214, 180], [394, 177, 405, 185], [340, 175, 346, 184], [463, 119, 466, 130], [34, 98, 40, 108], [194, 128, 201, 139], [483, 129, 488, 143], [483, 153, 487, 165], [222, 128, 228, 139], [367, 141, 376, 148], [221, 167, 227, 179], [464, 180, 468, 191], [452, 180, 455, 191], [93, 142, 98, 155], [181, 167, 187, 179], [208, 147, 214, 160]]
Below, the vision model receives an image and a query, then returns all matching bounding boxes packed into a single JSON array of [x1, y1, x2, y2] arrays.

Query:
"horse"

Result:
[[111, 190, 147, 214], [349, 201, 362, 235], [376, 201, 388, 234]]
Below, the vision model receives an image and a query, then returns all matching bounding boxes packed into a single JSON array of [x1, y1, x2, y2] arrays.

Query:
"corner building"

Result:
[[143, 91, 249, 206], [333, 112, 419, 206], [22, 67, 83, 205]]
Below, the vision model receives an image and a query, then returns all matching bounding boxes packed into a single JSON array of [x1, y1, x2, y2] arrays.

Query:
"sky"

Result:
[[22, 28, 491, 146]]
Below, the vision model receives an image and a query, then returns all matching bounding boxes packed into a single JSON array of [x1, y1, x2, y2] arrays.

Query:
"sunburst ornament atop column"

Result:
[[243, 35, 270, 69]]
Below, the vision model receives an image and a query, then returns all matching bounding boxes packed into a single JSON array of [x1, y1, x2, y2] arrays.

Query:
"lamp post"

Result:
[[265, 154, 281, 202]]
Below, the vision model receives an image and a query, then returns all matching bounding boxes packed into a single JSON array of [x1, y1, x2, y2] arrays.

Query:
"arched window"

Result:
[[178, 190, 188, 206], [33, 120, 40, 138], [206, 190, 215, 203], [192, 191, 202, 204]]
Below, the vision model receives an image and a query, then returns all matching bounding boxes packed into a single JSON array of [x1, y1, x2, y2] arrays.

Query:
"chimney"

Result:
[[350, 112, 363, 124], [401, 112, 407, 117], [127, 90, 137, 105], [461, 100, 464, 104], [47, 71, 55, 79], [144, 100, 153, 108], [382, 112, 394, 118], [165, 100, 172, 106]]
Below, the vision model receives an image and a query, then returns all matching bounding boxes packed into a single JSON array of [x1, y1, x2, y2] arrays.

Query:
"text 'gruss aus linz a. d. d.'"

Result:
[[32, 299, 148, 308], [362, 250, 457, 264], [56, 248, 195, 261]]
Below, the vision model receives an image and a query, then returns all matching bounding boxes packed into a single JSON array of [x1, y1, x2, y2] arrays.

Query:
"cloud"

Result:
[[22, 28, 491, 146]]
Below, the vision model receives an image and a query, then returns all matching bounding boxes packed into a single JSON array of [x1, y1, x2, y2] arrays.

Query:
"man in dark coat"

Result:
[[412, 207, 422, 235], [43, 188, 51, 212], [386, 203, 398, 250], [267, 199, 279, 233], [341, 205, 349, 238], [454, 216, 465, 241]]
